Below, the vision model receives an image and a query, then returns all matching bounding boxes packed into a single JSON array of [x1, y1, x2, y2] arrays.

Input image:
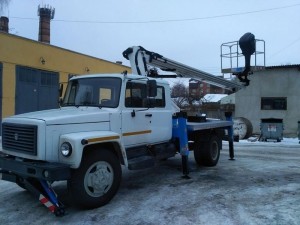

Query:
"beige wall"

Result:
[[0, 32, 131, 117], [2, 63, 16, 118]]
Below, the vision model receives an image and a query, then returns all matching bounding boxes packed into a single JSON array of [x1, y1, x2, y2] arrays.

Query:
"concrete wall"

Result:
[[235, 67, 300, 136], [0, 32, 130, 118], [221, 93, 235, 104]]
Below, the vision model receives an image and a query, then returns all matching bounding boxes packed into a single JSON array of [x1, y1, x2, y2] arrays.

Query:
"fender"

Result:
[[58, 131, 127, 168]]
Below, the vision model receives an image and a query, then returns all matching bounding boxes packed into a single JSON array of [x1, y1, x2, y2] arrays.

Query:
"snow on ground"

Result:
[[238, 137, 299, 146], [1, 139, 300, 224]]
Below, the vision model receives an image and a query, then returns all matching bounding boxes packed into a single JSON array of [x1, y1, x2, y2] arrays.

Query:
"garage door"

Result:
[[15, 66, 59, 114]]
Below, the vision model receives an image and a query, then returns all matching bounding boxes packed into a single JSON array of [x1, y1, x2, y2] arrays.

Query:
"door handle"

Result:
[[145, 113, 152, 117]]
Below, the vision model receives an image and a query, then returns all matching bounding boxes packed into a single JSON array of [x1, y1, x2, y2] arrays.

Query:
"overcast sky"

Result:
[[1, 0, 300, 75]]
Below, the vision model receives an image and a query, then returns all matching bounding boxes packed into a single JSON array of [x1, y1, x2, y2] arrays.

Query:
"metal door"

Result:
[[39, 70, 59, 110], [15, 66, 59, 114]]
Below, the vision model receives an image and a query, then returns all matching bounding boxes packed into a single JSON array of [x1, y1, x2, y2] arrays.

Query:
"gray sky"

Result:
[[2, 0, 300, 75]]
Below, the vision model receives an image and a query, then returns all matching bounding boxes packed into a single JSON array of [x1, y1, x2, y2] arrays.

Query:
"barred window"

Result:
[[261, 97, 287, 110]]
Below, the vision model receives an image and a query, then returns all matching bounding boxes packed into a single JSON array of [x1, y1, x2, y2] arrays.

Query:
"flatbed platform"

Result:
[[187, 119, 233, 131]]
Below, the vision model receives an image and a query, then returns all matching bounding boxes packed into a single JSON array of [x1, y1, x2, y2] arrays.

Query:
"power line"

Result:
[[10, 3, 300, 24], [269, 36, 300, 59]]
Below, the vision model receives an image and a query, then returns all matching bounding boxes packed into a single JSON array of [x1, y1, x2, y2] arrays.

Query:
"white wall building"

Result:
[[235, 65, 300, 136]]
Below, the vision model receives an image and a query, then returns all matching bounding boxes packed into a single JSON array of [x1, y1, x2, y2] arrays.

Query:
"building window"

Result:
[[261, 97, 287, 110]]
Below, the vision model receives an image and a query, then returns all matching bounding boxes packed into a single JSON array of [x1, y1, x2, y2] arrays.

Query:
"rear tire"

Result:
[[194, 135, 221, 167], [68, 149, 122, 209]]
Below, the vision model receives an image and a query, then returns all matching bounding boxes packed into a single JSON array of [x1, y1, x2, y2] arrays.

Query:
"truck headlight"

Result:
[[61, 142, 72, 157]]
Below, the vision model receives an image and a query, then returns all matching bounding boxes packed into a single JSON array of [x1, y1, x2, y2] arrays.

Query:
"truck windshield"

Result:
[[62, 77, 122, 108]]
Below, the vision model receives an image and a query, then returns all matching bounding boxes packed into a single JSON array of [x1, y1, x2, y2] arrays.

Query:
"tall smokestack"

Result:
[[0, 16, 8, 32], [38, 5, 55, 44], [0, 0, 10, 33]]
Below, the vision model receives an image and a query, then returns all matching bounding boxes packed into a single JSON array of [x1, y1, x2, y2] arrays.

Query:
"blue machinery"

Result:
[[20, 178, 65, 216], [172, 112, 235, 178], [225, 112, 235, 160], [172, 112, 190, 178], [0, 169, 65, 216]]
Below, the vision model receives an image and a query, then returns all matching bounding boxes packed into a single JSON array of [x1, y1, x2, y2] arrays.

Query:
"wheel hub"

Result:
[[84, 161, 114, 197]]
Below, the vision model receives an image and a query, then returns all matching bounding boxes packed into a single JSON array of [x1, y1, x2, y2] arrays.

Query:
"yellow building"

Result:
[[0, 32, 131, 124]]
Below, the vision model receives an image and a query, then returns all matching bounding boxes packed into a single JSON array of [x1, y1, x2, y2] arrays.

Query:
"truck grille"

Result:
[[2, 123, 38, 156]]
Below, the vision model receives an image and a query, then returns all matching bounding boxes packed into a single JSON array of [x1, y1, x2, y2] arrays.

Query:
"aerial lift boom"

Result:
[[123, 46, 244, 92]]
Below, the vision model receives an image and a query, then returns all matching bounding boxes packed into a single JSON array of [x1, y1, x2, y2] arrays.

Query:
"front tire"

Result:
[[68, 149, 122, 209], [194, 135, 221, 167]]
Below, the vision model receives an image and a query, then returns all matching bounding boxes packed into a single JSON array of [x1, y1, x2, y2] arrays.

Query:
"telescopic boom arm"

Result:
[[123, 46, 243, 92]]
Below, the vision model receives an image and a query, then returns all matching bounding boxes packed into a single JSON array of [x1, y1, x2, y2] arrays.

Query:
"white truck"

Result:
[[0, 46, 243, 216]]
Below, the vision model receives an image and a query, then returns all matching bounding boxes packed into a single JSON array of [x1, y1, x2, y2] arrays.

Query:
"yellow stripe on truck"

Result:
[[122, 130, 152, 137], [86, 130, 151, 144], [88, 135, 120, 143]]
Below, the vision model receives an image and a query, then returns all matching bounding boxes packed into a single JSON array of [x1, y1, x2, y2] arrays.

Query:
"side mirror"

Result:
[[147, 80, 157, 97]]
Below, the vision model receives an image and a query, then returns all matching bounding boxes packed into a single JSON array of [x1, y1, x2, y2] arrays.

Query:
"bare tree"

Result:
[[171, 81, 189, 108], [171, 81, 188, 98], [0, 0, 10, 14]]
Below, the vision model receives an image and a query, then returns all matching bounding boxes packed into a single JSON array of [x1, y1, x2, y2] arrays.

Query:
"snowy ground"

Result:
[[1, 139, 300, 225]]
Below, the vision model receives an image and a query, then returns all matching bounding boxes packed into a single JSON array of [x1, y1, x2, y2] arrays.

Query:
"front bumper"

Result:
[[0, 152, 71, 182]]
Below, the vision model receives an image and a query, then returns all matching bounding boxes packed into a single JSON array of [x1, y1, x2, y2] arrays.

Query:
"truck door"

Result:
[[122, 81, 152, 147], [122, 81, 172, 147], [146, 85, 173, 143]]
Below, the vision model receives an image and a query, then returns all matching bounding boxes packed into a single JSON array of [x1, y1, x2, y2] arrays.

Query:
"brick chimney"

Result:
[[0, 16, 9, 33], [38, 5, 55, 44]]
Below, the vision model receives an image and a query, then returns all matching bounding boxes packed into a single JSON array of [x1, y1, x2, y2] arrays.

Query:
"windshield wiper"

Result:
[[63, 102, 104, 109], [74, 104, 102, 109]]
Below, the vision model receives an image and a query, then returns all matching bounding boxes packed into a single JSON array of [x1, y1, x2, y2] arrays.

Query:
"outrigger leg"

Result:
[[23, 178, 66, 216], [225, 112, 235, 160], [172, 112, 190, 179]]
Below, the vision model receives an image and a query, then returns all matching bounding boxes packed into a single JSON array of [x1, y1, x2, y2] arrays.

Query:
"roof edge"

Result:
[[0, 32, 130, 69], [266, 64, 300, 70]]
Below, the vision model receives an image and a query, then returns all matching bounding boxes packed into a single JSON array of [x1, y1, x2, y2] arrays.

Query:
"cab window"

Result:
[[125, 81, 165, 108]]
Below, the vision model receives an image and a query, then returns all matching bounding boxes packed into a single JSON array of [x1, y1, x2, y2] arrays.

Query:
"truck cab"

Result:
[[2, 73, 173, 164], [0, 73, 178, 210]]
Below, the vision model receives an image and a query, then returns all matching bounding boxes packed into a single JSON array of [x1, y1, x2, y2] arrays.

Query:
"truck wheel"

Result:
[[68, 149, 122, 209], [194, 135, 220, 167]]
